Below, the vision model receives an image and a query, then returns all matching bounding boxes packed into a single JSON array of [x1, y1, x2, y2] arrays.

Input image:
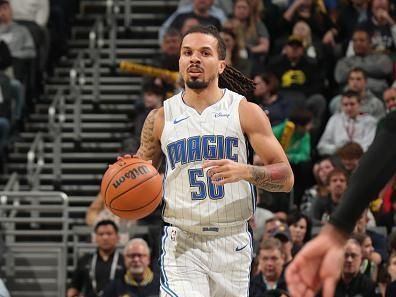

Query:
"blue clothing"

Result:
[[259, 95, 292, 126]]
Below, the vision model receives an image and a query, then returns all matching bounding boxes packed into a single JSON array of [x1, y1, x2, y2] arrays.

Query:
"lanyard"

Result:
[[90, 250, 119, 294], [344, 117, 356, 141]]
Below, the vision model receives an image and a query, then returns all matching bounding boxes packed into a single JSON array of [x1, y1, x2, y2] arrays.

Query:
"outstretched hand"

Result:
[[285, 224, 347, 297]]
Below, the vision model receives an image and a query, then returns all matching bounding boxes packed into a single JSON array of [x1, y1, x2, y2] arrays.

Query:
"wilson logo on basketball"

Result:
[[112, 165, 150, 189]]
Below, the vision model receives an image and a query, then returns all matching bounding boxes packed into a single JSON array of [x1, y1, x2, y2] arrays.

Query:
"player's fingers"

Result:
[[212, 176, 232, 185], [202, 159, 228, 168]]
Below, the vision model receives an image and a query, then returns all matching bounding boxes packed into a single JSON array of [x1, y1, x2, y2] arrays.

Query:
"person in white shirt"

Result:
[[317, 90, 377, 156]]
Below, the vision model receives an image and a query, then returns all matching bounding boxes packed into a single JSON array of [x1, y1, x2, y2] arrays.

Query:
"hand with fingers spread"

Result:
[[203, 159, 249, 185], [285, 224, 347, 297]]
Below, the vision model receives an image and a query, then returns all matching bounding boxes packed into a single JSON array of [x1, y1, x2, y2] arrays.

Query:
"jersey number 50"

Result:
[[188, 168, 224, 200]]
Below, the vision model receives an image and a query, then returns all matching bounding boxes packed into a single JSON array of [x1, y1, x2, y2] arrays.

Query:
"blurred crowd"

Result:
[[101, 0, 396, 296], [0, 0, 79, 164]]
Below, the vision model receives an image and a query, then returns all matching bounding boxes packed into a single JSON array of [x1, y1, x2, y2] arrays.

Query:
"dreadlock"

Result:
[[183, 25, 256, 99], [219, 65, 256, 99]]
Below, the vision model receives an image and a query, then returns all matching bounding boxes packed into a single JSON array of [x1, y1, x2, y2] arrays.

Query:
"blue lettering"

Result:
[[202, 135, 217, 160], [187, 136, 202, 163], [225, 137, 238, 161], [166, 135, 239, 168], [167, 139, 187, 170]]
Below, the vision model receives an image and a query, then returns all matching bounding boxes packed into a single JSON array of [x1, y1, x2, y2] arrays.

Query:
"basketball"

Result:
[[101, 157, 163, 220]]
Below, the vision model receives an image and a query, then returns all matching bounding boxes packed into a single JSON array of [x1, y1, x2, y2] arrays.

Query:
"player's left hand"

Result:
[[203, 159, 248, 185]]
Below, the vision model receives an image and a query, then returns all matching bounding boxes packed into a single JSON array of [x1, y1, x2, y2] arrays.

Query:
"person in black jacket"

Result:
[[67, 220, 125, 297]]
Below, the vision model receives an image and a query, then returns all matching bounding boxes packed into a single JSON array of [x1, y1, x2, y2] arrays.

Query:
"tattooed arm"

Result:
[[241, 101, 293, 191], [204, 100, 294, 192], [135, 108, 164, 170]]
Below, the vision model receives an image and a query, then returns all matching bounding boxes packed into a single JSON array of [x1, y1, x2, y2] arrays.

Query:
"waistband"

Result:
[[163, 221, 248, 236]]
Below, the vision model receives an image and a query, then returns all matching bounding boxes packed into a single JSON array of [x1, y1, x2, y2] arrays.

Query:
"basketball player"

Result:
[[122, 25, 294, 297], [286, 109, 396, 297]]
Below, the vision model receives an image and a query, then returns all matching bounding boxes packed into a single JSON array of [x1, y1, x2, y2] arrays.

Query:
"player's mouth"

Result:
[[188, 65, 204, 75]]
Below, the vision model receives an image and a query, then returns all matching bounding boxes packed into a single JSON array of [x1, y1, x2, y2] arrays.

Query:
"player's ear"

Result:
[[218, 60, 226, 75]]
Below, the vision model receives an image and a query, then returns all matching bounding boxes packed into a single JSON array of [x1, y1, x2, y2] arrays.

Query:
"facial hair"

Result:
[[186, 79, 209, 89]]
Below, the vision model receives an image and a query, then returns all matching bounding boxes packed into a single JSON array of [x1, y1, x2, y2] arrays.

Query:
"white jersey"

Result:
[[160, 88, 256, 231]]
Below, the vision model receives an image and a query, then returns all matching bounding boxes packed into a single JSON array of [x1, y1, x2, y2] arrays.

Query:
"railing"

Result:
[[48, 88, 65, 189], [27, 132, 44, 190], [89, 17, 104, 106], [0, 191, 68, 297], [70, 51, 86, 146]]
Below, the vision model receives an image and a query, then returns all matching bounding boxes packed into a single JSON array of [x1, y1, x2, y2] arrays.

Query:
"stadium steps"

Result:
[[0, 0, 177, 295]]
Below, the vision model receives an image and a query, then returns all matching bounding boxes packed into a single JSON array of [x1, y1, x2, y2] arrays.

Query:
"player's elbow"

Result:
[[284, 171, 294, 193]]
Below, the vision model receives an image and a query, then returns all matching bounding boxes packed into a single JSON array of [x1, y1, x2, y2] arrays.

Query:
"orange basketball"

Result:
[[101, 157, 163, 220]]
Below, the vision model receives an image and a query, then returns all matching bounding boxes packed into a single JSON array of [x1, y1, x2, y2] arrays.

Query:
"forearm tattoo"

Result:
[[136, 109, 159, 161], [247, 163, 291, 192]]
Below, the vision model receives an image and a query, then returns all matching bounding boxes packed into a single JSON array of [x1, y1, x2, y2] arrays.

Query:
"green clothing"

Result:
[[272, 120, 311, 164]]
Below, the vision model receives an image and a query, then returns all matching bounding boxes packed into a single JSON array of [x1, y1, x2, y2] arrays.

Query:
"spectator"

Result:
[[9, 0, 49, 79], [180, 15, 200, 36], [150, 28, 181, 96], [0, 0, 34, 119], [253, 73, 291, 125], [317, 90, 377, 156], [282, 0, 337, 47], [335, 142, 364, 175], [329, 67, 385, 120], [351, 232, 381, 281], [250, 238, 288, 296], [67, 220, 125, 297], [355, 209, 388, 262], [159, 0, 227, 43], [102, 238, 160, 297], [310, 168, 348, 225], [0, 40, 12, 156], [334, 27, 392, 96], [262, 217, 283, 241], [300, 157, 336, 215], [0, 1, 35, 59], [383, 87, 396, 112], [168, 0, 223, 36], [9, 0, 48, 27], [219, 27, 252, 76], [360, 0, 396, 53], [291, 20, 325, 64], [268, 35, 326, 137], [249, 207, 275, 255], [271, 224, 294, 265], [226, 0, 270, 71], [287, 210, 312, 256], [318, 238, 380, 297], [272, 108, 314, 203], [336, 0, 369, 53], [386, 252, 396, 297]]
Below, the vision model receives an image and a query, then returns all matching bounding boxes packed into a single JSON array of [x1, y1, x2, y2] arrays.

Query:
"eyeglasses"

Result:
[[125, 253, 148, 259]]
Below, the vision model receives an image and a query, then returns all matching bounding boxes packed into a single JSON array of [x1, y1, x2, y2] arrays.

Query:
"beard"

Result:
[[129, 266, 145, 274], [186, 79, 209, 89]]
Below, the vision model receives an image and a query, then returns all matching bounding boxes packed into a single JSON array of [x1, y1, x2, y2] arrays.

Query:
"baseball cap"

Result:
[[286, 35, 304, 47], [271, 224, 291, 242]]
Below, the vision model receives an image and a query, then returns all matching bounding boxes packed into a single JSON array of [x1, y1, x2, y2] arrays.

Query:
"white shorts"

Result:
[[160, 224, 253, 297]]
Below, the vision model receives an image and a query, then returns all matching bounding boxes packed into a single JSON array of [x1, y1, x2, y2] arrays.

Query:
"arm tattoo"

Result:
[[247, 163, 291, 192], [136, 109, 161, 164]]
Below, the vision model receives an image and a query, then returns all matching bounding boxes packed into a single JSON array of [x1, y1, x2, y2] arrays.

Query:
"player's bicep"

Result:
[[136, 108, 163, 168], [240, 101, 288, 165]]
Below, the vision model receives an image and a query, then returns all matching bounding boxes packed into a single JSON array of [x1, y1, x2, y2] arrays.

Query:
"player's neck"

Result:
[[183, 86, 224, 114]]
